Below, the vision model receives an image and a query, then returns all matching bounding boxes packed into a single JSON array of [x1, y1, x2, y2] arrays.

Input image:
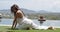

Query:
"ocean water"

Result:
[[0, 19, 60, 27]]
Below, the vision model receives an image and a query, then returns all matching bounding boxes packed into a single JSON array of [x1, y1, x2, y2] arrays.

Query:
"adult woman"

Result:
[[11, 4, 54, 30]]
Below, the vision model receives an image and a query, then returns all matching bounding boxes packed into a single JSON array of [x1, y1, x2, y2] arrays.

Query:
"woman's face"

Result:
[[13, 7, 18, 13]]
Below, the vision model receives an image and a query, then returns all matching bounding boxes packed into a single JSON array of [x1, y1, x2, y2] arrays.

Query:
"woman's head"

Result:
[[11, 4, 19, 13]]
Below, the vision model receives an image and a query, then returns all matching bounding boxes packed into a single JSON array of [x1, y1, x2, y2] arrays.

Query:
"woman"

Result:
[[11, 4, 54, 30]]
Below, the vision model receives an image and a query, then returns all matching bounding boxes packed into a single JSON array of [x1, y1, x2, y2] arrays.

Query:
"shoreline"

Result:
[[0, 24, 12, 26], [0, 24, 60, 28]]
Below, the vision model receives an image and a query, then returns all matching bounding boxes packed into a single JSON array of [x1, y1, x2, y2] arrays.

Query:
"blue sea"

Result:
[[0, 19, 60, 27]]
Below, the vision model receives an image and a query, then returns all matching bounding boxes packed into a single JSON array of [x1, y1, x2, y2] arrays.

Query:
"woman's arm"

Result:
[[12, 12, 21, 29], [14, 18, 17, 29], [11, 15, 17, 29], [11, 17, 16, 29]]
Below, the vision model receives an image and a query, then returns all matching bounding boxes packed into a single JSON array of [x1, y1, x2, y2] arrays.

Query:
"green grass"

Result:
[[0, 26, 60, 32]]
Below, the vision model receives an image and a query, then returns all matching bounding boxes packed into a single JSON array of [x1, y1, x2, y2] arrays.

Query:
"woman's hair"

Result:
[[11, 4, 19, 16], [11, 4, 25, 16], [11, 4, 19, 13]]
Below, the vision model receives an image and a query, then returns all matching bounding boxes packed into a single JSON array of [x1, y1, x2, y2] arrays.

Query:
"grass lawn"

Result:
[[0, 26, 60, 32]]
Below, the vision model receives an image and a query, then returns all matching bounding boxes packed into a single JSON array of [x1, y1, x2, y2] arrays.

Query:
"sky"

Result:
[[0, 0, 60, 12]]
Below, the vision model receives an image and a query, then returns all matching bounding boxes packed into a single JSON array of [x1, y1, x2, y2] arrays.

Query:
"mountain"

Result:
[[37, 10, 50, 13], [21, 8, 36, 14], [0, 8, 57, 15], [0, 9, 11, 14], [0, 8, 36, 14]]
